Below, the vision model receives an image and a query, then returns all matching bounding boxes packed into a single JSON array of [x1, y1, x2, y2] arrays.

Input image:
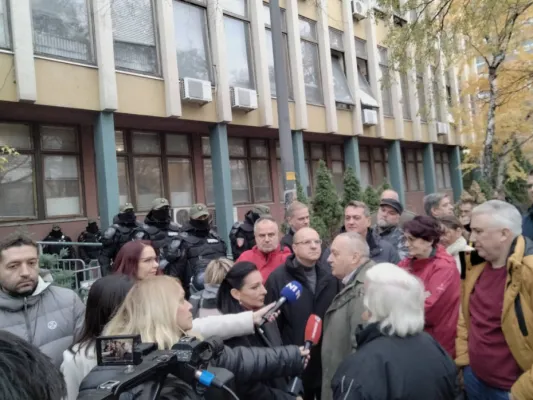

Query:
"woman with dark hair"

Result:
[[398, 216, 461, 358], [439, 215, 474, 276], [60, 274, 135, 400], [217, 261, 306, 400], [112, 240, 161, 279]]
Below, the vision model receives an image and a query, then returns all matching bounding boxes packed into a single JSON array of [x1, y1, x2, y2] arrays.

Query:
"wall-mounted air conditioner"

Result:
[[352, 0, 368, 20], [436, 121, 449, 136], [372, 0, 388, 14], [172, 207, 190, 226], [230, 87, 258, 111], [363, 109, 378, 126], [180, 77, 212, 104]]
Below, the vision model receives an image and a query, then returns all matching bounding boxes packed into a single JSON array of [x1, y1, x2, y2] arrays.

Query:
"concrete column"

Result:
[[94, 112, 120, 229], [9, 0, 36, 102], [450, 146, 463, 202], [423, 65, 438, 142], [292, 131, 308, 192], [344, 136, 361, 181], [364, 15, 385, 137], [387, 140, 406, 205], [209, 123, 234, 250], [448, 66, 462, 145], [423, 143, 437, 194]]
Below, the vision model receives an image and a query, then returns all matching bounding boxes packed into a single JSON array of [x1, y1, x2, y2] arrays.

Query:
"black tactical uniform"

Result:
[[229, 205, 270, 260], [42, 225, 75, 259], [166, 203, 227, 298], [99, 204, 148, 275], [77, 220, 102, 264]]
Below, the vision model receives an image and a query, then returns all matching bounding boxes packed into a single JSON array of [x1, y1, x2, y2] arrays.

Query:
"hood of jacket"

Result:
[[0, 270, 53, 312], [203, 284, 220, 298], [446, 236, 474, 256]]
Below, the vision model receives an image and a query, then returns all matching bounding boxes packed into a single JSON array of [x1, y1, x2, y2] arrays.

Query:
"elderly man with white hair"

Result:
[[456, 200, 533, 400], [331, 262, 460, 399]]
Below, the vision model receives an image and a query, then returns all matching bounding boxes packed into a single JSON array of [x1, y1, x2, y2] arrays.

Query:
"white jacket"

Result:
[[60, 311, 255, 400], [446, 236, 474, 275]]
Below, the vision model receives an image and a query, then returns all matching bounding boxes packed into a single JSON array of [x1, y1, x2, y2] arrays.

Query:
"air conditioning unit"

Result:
[[372, 0, 388, 14], [352, 0, 368, 20], [362, 109, 378, 126], [180, 77, 212, 104], [172, 207, 190, 226], [436, 121, 449, 136], [231, 87, 258, 111]]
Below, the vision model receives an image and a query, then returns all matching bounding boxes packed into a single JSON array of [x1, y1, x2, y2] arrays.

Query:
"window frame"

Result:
[[435, 150, 452, 189], [359, 145, 389, 187], [300, 142, 345, 195], [299, 16, 323, 105], [0, 123, 84, 222], [402, 148, 425, 192], [0, 0, 11, 50], [329, 28, 354, 107]]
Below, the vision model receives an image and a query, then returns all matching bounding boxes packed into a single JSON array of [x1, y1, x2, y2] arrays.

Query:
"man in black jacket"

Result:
[[280, 201, 310, 253], [265, 227, 340, 400]]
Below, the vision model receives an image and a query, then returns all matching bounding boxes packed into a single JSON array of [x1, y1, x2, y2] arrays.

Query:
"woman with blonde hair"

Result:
[[77, 276, 307, 399], [190, 258, 233, 318]]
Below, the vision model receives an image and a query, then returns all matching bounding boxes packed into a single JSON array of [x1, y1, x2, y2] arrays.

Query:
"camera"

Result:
[[81, 335, 234, 400]]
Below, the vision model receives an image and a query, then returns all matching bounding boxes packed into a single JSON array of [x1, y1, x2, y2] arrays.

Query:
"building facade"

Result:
[[0, 0, 472, 243]]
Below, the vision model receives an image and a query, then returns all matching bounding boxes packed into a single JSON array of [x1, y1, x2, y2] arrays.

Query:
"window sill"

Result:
[[383, 114, 394, 119], [0, 48, 14, 55], [34, 55, 98, 69], [306, 103, 325, 108], [403, 118, 413, 122], [116, 70, 163, 81], [271, 96, 295, 103], [0, 216, 88, 227]]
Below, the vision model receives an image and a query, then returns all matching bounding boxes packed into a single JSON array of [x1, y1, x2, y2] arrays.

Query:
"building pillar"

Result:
[[387, 140, 406, 205], [344, 136, 361, 181], [450, 146, 463, 202], [209, 123, 234, 252], [94, 112, 119, 229], [423, 143, 437, 194], [292, 130, 308, 194]]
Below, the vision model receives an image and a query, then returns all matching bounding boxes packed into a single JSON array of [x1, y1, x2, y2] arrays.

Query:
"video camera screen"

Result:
[[96, 335, 141, 366]]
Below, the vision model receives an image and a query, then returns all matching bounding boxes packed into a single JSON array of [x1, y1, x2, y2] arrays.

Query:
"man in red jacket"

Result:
[[236, 216, 291, 281]]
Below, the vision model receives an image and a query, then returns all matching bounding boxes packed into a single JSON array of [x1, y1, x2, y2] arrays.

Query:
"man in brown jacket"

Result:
[[456, 200, 533, 400]]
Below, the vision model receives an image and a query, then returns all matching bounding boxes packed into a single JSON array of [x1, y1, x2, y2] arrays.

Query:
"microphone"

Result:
[[261, 281, 302, 326], [287, 314, 323, 396]]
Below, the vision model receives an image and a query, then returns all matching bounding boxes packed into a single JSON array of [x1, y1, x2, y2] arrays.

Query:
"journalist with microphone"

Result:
[[265, 227, 340, 400]]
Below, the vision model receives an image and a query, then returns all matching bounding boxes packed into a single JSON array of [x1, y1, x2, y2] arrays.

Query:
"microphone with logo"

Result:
[[287, 314, 323, 396], [260, 281, 303, 327]]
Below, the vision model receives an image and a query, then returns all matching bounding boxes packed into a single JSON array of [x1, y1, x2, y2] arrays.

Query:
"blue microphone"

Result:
[[261, 281, 302, 326]]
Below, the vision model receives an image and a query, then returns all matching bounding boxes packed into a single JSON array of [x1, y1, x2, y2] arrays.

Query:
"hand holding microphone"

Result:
[[260, 281, 303, 326], [252, 303, 281, 326]]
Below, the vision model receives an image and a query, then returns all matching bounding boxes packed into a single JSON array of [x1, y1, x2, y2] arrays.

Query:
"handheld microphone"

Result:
[[287, 314, 323, 396], [261, 281, 302, 326]]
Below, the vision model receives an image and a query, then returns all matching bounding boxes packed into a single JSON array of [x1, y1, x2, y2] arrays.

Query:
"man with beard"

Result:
[[372, 198, 408, 260], [165, 203, 227, 297], [0, 234, 85, 368], [99, 203, 148, 275]]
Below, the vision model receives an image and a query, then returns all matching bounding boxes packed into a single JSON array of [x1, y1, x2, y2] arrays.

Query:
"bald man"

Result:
[[265, 227, 340, 400]]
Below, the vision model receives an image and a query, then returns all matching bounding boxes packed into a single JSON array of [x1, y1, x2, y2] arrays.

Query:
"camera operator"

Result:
[[78, 276, 307, 399]]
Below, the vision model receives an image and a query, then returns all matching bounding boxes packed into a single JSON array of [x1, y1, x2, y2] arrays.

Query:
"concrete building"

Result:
[[0, 0, 471, 243]]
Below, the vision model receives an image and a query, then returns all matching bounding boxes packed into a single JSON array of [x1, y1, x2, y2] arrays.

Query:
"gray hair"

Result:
[[364, 263, 425, 337], [253, 216, 278, 234], [337, 232, 370, 259], [345, 200, 370, 217], [423, 193, 448, 216], [471, 200, 522, 237], [286, 201, 309, 218]]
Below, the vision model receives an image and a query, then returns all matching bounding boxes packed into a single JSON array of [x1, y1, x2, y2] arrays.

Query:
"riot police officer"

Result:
[[42, 224, 75, 259], [77, 219, 102, 264], [99, 203, 148, 275], [229, 205, 270, 259], [165, 203, 227, 298]]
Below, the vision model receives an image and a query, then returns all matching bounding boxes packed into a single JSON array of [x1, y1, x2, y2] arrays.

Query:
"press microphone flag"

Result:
[[261, 281, 302, 326]]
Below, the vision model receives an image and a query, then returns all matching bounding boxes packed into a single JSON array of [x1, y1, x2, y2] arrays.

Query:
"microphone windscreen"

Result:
[[304, 315, 322, 345], [280, 281, 303, 303]]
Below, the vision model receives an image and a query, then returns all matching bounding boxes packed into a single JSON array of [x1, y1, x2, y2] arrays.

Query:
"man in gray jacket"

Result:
[[372, 198, 409, 260], [0, 234, 85, 367]]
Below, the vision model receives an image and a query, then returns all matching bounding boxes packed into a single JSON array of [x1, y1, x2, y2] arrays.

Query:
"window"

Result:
[[300, 18, 323, 104], [378, 47, 392, 116], [264, 4, 292, 98], [400, 73, 411, 119], [203, 137, 272, 205], [111, 0, 159, 75], [330, 144, 344, 192], [416, 69, 426, 122], [435, 150, 451, 189], [31, 0, 95, 63], [173, 0, 212, 82], [0, 0, 10, 49], [116, 131, 195, 211], [431, 66, 442, 120], [359, 146, 388, 187], [222, 0, 254, 89], [0, 123, 83, 221], [355, 37, 378, 108], [330, 28, 354, 105], [302, 142, 344, 194], [402, 148, 424, 191]]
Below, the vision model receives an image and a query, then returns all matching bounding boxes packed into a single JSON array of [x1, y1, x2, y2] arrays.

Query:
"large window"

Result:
[[300, 17, 323, 104], [0, 123, 82, 221], [330, 28, 354, 106], [264, 3, 292, 98], [31, 0, 95, 63], [203, 138, 272, 205], [116, 131, 194, 211], [435, 150, 451, 189], [173, 0, 212, 82], [0, 0, 10, 50], [355, 37, 378, 108], [400, 73, 411, 120], [222, 0, 255, 89], [402, 148, 424, 192], [303, 142, 344, 194], [359, 146, 388, 188], [378, 47, 392, 116], [111, 0, 159, 75], [330, 144, 344, 192]]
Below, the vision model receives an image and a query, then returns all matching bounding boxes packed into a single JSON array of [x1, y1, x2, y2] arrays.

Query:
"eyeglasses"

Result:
[[293, 239, 322, 246]]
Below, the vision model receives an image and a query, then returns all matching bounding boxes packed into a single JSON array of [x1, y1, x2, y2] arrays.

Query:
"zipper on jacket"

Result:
[[23, 297, 34, 344], [514, 294, 528, 337]]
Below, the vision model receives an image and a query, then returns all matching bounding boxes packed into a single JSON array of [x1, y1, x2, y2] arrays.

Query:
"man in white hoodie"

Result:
[[0, 234, 85, 367]]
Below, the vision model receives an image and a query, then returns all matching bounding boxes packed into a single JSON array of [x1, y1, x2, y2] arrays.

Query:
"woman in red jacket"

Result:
[[398, 216, 461, 358]]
